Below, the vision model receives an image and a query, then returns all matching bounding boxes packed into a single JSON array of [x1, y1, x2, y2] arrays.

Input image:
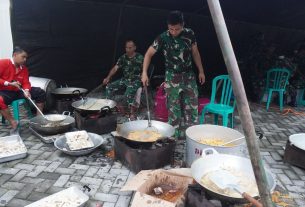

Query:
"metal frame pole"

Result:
[[206, 0, 274, 206]]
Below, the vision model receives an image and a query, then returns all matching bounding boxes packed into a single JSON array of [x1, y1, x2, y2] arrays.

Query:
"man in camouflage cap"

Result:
[[142, 11, 206, 138], [103, 39, 143, 119]]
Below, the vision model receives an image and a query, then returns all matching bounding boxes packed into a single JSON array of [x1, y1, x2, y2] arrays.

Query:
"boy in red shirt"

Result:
[[0, 47, 46, 130]]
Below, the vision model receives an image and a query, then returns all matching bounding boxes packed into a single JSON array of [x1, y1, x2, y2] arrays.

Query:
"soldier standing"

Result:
[[141, 11, 206, 138], [103, 39, 143, 119]]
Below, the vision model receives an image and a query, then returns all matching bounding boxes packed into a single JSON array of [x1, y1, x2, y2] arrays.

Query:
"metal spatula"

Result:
[[210, 170, 263, 207]]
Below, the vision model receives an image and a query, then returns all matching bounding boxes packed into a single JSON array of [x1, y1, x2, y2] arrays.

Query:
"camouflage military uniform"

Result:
[[106, 53, 143, 107], [152, 28, 199, 138]]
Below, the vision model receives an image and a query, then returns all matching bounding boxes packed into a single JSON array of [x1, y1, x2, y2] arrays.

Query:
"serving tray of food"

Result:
[[25, 186, 89, 207], [0, 134, 27, 163]]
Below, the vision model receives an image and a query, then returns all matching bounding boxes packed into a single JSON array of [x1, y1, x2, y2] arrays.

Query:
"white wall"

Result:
[[0, 0, 13, 58]]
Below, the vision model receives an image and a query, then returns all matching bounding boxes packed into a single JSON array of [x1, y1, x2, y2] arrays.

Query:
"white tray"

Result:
[[0, 134, 27, 163], [25, 186, 89, 207]]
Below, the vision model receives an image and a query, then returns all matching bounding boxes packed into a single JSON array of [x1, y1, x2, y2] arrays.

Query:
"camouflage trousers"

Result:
[[105, 79, 142, 107], [164, 72, 199, 138]]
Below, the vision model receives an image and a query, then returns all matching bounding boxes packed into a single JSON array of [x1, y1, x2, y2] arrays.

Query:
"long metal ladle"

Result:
[[20, 88, 65, 123], [20, 88, 45, 117]]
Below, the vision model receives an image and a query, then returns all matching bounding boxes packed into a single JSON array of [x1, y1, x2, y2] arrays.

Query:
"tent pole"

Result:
[[206, 0, 274, 206]]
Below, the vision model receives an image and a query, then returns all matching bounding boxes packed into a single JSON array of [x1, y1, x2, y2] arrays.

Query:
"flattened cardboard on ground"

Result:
[[121, 168, 194, 207]]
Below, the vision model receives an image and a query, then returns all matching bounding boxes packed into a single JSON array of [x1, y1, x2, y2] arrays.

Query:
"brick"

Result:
[[44, 161, 61, 172], [85, 166, 99, 177], [111, 162, 122, 169], [0, 168, 20, 175], [0, 190, 19, 206], [39, 151, 53, 160], [27, 149, 44, 155], [10, 170, 28, 182], [46, 186, 65, 194], [80, 177, 103, 186], [109, 169, 129, 176], [112, 175, 128, 188], [0, 174, 13, 185], [70, 175, 82, 182], [27, 191, 50, 201], [69, 164, 90, 171], [31, 160, 52, 166], [15, 184, 35, 199], [286, 185, 305, 193], [284, 170, 300, 180], [102, 202, 115, 207], [93, 193, 118, 203], [109, 188, 133, 196], [27, 166, 47, 177], [22, 154, 39, 164], [53, 175, 70, 187], [115, 195, 131, 207], [0, 189, 7, 197], [6, 198, 32, 207], [99, 179, 113, 193], [34, 179, 55, 193], [21, 177, 45, 185], [75, 169, 87, 176], [30, 143, 44, 150], [55, 167, 76, 175], [1, 182, 25, 190], [38, 172, 61, 180], [59, 158, 74, 168], [6, 198, 31, 207]]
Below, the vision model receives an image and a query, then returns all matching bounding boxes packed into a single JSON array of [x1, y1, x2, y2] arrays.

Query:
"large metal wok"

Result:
[[52, 87, 88, 98], [54, 132, 105, 156], [30, 114, 75, 135], [191, 148, 276, 204], [117, 120, 175, 143], [72, 98, 116, 114]]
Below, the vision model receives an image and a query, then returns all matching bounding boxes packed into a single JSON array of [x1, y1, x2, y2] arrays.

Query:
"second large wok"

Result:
[[191, 148, 276, 204], [72, 98, 116, 114], [30, 115, 75, 135], [117, 120, 175, 143]]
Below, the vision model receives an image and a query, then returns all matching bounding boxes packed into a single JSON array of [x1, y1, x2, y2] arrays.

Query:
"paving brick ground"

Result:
[[0, 102, 305, 206]]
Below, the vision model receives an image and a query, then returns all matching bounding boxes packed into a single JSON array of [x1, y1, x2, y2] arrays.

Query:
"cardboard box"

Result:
[[121, 169, 194, 207]]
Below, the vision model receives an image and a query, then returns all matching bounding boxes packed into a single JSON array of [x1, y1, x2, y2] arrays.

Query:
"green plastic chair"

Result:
[[199, 75, 235, 128], [1, 99, 33, 125], [261, 68, 290, 111]]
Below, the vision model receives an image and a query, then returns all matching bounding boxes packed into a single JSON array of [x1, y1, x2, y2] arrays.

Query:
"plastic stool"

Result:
[[1, 99, 33, 124]]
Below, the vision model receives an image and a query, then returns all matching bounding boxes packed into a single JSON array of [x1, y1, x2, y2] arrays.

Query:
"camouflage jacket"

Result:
[[116, 53, 143, 82], [152, 28, 196, 76]]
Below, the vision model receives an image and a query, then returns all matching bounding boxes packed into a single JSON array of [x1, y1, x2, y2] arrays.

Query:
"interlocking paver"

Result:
[[80, 176, 103, 186], [93, 193, 119, 202], [27, 165, 47, 177], [0, 190, 19, 206], [44, 161, 61, 172], [6, 198, 31, 207], [1, 182, 25, 191], [53, 175, 70, 187]]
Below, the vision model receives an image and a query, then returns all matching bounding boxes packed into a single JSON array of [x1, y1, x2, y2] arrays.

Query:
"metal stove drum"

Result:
[[72, 98, 118, 135], [284, 133, 305, 169]]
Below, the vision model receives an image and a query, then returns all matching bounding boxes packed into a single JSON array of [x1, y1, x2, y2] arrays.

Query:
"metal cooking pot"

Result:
[[185, 124, 247, 167], [29, 76, 57, 111], [30, 113, 75, 135], [191, 148, 276, 204], [52, 87, 88, 98], [72, 98, 116, 114], [117, 120, 175, 143], [54, 132, 105, 156]]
